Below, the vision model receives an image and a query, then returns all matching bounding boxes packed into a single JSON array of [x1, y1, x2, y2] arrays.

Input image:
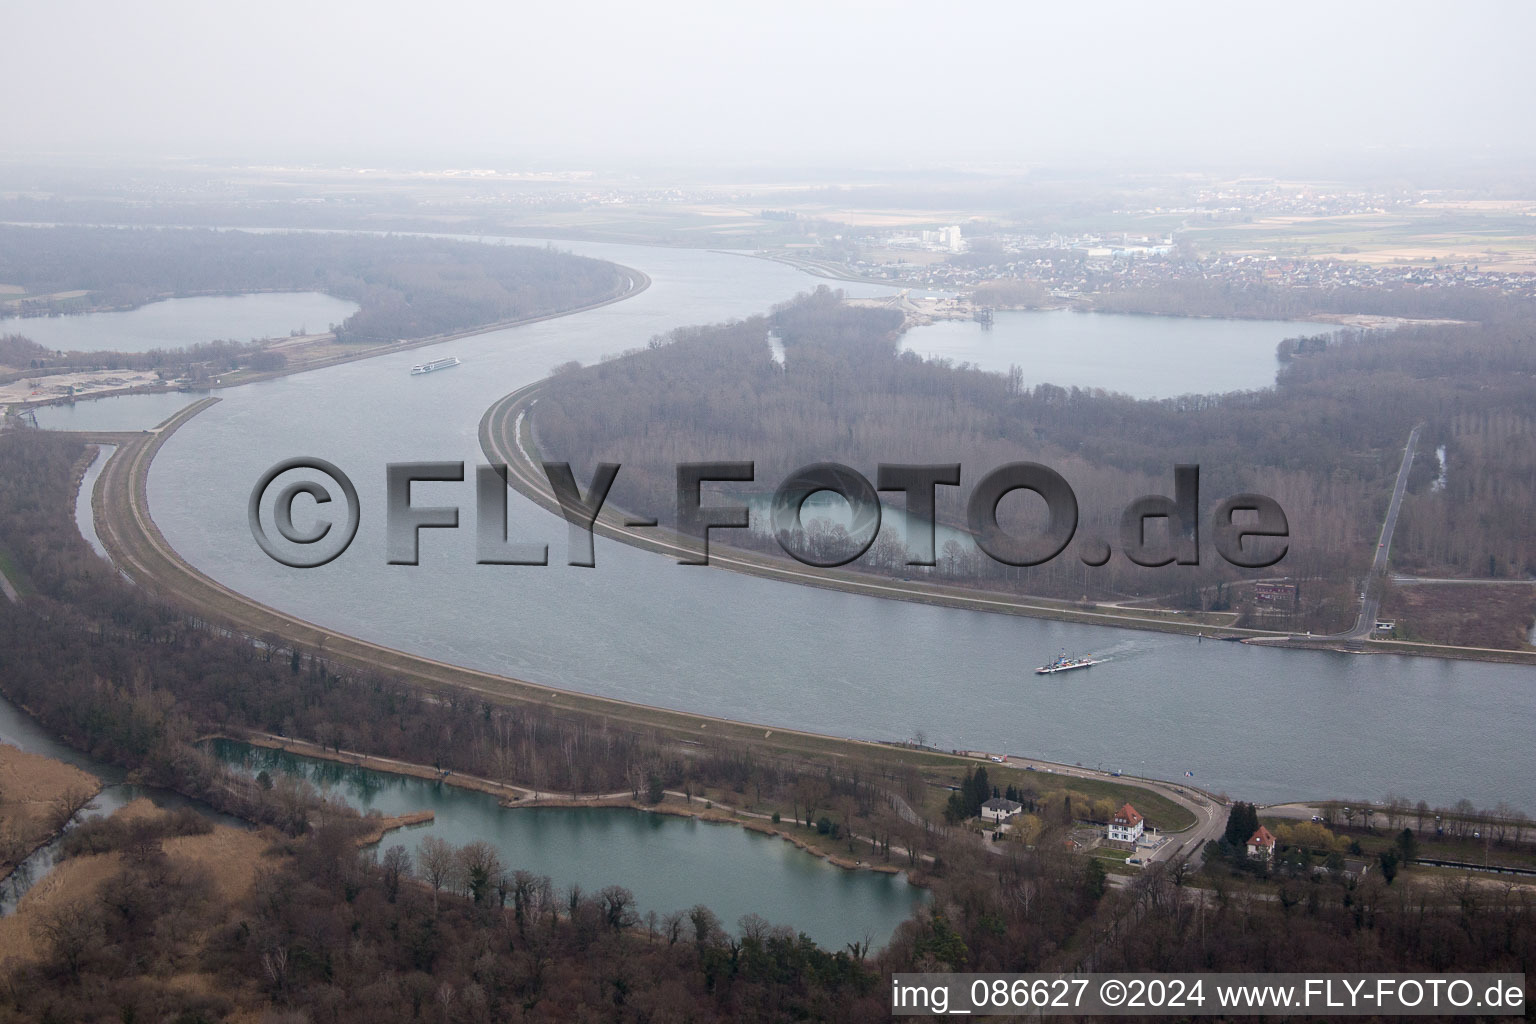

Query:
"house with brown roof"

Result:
[[1247, 825, 1278, 861], [1107, 803, 1144, 844]]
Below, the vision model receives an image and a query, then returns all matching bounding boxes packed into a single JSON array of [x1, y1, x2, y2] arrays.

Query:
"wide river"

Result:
[[116, 240, 1531, 813]]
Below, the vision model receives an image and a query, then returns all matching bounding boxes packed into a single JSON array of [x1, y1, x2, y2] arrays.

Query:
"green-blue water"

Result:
[[210, 739, 924, 949]]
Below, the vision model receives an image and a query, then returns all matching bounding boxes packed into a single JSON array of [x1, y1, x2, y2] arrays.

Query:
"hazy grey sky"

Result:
[[7, 0, 1533, 170]]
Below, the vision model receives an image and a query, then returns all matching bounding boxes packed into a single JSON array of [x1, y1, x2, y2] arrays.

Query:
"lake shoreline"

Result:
[[214, 732, 927, 885]]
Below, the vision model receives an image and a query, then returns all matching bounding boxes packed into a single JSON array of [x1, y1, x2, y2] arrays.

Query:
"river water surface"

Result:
[[111, 239, 1536, 813]]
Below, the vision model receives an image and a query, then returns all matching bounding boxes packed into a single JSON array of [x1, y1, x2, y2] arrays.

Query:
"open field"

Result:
[[1184, 207, 1536, 270]]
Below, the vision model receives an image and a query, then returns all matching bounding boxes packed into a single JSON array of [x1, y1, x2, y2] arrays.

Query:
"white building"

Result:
[[1247, 826, 1277, 861], [1107, 803, 1145, 843], [981, 797, 1023, 824]]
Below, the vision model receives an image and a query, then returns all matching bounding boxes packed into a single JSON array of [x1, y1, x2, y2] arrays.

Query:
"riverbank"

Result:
[[222, 732, 540, 803]]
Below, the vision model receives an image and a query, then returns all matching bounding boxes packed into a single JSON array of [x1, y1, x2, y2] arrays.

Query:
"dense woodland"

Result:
[[1, 435, 1535, 1019], [0, 225, 626, 358], [534, 288, 1536, 636]]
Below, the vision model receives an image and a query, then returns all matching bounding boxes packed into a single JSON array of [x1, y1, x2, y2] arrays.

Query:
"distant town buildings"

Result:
[[837, 241, 1536, 301], [883, 225, 967, 254]]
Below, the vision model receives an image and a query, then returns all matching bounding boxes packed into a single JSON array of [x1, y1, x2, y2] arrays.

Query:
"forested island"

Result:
[[530, 288, 1536, 644]]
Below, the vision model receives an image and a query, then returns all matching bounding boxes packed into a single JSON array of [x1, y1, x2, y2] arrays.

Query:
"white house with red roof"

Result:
[[1107, 803, 1144, 844], [1247, 825, 1278, 861]]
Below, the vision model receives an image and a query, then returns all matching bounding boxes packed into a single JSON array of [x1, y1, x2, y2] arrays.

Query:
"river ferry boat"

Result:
[[1034, 652, 1099, 675], [411, 356, 461, 375]]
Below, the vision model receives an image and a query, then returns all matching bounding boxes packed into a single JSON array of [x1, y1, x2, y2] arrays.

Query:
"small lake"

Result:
[[211, 739, 923, 949], [2, 291, 358, 353], [33, 389, 204, 432], [901, 309, 1321, 398]]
